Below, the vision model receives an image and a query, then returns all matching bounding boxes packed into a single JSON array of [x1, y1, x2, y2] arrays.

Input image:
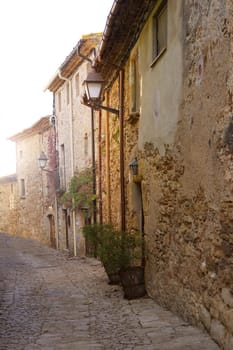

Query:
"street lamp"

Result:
[[38, 151, 48, 170], [84, 67, 105, 103], [83, 67, 119, 115], [38, 151, 55, 173]]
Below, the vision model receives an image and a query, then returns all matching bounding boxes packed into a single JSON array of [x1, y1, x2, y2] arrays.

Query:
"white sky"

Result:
[[0, 0, 113, 176]]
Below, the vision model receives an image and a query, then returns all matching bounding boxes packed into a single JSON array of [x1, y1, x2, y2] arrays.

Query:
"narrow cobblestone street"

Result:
[[0, 233, 220, 350]]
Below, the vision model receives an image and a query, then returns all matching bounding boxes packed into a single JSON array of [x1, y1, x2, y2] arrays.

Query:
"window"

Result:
[[84, 133, 88, 156], [60, 144, 66, 190], [58, 91, 62, 112], [20, 178, 25, 198], [10, 184, 15, 209], [152, 0, 167, 61], [130, 51, 140, 112], [66, 83, 70, 105], [75, 73, 80, 97]]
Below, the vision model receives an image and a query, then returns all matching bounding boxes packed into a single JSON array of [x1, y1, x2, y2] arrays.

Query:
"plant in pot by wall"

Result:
[[83, 223, 123, 284], [83, 224, 146, 298], [119, 229, 146, 300]]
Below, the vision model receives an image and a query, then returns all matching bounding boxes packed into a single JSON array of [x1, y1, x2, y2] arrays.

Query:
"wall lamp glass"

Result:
[[38, 151, 54, 173], [84, 67, 105, 102], [129, 158, 138, 175], [38, 151, 48, 170], [83, 67, 119, 115]]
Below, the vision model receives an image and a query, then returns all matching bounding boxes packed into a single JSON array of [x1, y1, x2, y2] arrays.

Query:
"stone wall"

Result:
[[0, 175, 19, 235], [137, 1, 233, 349], [101, 78, 122, 229], [14, 124, 56, 246], [55, 40, 99, 255]]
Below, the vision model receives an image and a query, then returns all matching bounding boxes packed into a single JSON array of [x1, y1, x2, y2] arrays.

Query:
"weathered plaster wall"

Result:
[[102, 79, 122, 228], [56, 55, 98, 255], [138, 0, 183, 154], [135, 1, 233, 348], [15, 128, 54, 246], [0, 176, 19, 234]]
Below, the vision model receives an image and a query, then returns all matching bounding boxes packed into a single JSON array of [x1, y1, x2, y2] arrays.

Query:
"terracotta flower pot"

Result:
[[106, 271, 121, 285], [119, 266, 146, 299]]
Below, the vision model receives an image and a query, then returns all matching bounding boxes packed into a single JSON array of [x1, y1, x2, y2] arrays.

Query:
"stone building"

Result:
[[9, 116, 58, 247], [86, 0, 233, 348], [0, 174, 18, 235], [45, 33, 101, 256]]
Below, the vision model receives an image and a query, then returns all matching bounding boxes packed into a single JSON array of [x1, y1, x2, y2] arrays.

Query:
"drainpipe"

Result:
[[98, 109, 103, 224], [52, 92, 59, 250], [105, 91, 111, 222], [58, 70, 77, 256], [91, 107, 97, 225], [119, 69, 125, 231]]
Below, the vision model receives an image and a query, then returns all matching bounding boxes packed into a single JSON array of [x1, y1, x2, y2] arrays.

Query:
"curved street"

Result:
[[0, 232, 220, 350]]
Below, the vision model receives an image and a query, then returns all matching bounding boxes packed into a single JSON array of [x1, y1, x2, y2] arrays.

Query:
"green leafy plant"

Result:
[[83, 224, 141, 278], [60, 168, 96, 211]]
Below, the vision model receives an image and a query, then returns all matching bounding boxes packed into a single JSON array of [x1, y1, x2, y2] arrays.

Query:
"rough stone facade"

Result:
[[9, 117, 57, 247], [99, 1, 233, 348], [47, 34, 101, 255], [101, 79, 122, 228], [136, 1, 233, 349], [0, 174, 18, 234]]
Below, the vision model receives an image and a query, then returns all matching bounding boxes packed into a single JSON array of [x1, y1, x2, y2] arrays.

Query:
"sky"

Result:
[[0, 0, 113, 176]]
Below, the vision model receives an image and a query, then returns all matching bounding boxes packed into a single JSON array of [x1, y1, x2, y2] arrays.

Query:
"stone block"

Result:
[[221, 287, 233, 308], [199, 305, 211, 331], [221, 309, 233, 333], [210, 319, 225, 346], [224, 333, 233, 350]]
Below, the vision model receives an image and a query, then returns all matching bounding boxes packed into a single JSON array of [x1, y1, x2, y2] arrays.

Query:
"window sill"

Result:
[[150, 47, 166, 68]]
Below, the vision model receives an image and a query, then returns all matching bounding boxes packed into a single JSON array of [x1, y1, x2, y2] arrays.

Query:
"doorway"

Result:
[[48, 214, 56, 248], [63, 209, 69, 250], [133, 182, 145, 266]]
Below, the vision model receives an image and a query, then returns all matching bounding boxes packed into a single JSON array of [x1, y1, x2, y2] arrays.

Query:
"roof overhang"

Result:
[[8, 116, 51, 142], [45, 33, 102, 92], [95, 0, 157, 86]]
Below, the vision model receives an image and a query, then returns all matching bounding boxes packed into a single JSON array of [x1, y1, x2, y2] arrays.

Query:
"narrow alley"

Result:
[[0, 233, 220, 350]]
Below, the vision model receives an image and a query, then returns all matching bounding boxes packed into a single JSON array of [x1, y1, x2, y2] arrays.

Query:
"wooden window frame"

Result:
[[151, 0, 167, 66], [58, 91, 62, 112], [66, 83, 70, 105], [75, 73, 80, 97], [20, 178, 25, 198]]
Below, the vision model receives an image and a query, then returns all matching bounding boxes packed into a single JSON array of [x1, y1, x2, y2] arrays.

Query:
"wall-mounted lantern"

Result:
[[38, 151, 48, 170], [84, 67, 105, 103], [129, 158, 138, 176], [83, 67, 119, 115]]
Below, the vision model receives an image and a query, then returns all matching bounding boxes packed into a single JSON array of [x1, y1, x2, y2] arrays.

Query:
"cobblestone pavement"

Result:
[[0, 233, 220, 350]]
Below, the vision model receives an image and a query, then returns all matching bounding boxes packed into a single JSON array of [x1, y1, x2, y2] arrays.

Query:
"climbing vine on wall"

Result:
[[60, 167, 96, 211]]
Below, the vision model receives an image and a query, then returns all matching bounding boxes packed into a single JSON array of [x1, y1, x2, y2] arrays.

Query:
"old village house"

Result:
[[83, 0, 233, 349], [45, 33, 101, 256], [0, 174, 18, 235], [8, 116, 57, 247]]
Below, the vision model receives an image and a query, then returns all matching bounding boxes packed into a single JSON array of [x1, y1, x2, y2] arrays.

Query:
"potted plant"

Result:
[[83, 224, 146, 298], [118, 229, 146, 299], [83, 223, 123, 283]]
